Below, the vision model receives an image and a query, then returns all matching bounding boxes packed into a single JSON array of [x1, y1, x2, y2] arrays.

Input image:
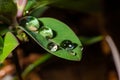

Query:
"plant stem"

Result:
[[12, 48, 23, 80], [22, 53, 52, 77], [105, 35, 120, 80]]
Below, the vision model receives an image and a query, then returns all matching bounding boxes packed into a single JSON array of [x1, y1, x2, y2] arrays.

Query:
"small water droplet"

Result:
[[24, 10, 29, 16], [70, 51, 76, 56], [39, 26, 53, 39], [80, 46, 83, 51], [25, 10, 29, 14], [47, 42, 58, 52], [19, 16, 40, 32], [60, 40, 77, 50], [68, 43, 77, 50]]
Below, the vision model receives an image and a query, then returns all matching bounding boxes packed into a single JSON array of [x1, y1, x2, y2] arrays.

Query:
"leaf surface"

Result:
[[0, 32, 19, 63], [0, 0, 17, 20], [19, 17, 82, 61], [0, 36, 3, 54]]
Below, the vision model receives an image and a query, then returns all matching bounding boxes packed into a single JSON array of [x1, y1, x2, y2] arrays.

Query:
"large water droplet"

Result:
[[60, 40, 72, 48], [19, 16, 40, 32], [47, 42, 59, 52], [39, 26, 53, 39], [60, 40, 77, 50]]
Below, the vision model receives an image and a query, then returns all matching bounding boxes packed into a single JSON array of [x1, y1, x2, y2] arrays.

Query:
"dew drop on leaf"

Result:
[[70, 51, 76, 56], [47, 42, 59, 52], [39, 27, 53, 39], [60, 40, 72, 48], [68, 43, 77, 50], [60, 40, 77, 50], [80, 46, 83, 51], [19, 16, 40, 32], [25, 10, 29, 14]]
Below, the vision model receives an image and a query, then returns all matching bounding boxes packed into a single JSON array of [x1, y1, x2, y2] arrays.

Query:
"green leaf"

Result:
[[25, 0, 101, 14], [19, 17, 82, 61], [0, 36, 3, 54], [79, 36, 103, 45], [34, 0, 59, 8], [0, 0, 17, 19], [22, 53, 52, 77], [30, 6, 49, 17], [24, 0, 36, 12], [50, 0, 101, 13], [0, 32, 19, 63], [24, 0, 59, 14]]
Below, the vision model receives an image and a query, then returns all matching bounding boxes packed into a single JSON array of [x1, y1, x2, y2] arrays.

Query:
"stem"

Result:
[[105, 35, 120, 80], [22, 53, 52, 77], [12, 48, 23, 80], [96, 13, 120, 79]]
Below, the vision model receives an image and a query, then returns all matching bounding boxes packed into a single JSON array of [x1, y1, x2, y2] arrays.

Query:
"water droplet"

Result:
[[39, 26, 53, 39], [24, 10, 30, 16], [25, 10, 29, 14], [60, 40, 72, 48], [67, 50, 76, 56], [47, 42, 58, 52], [70, 51, 76, 56], [80, 46, 83, 51], [60, 40, 77, 50], [19, 16, 40, 32], [68, 43, 77, 50]]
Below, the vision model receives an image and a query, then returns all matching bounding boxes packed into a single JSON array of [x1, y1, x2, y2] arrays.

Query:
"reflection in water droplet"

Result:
[[68, 43, 77, 50], [19, 16, 40, 32], [60, 40, 72, 48], [60, 40, 78, 56], [39, 27, 53, 39], [60, 40, 77, 50], [25, 11, 29, 14], [47, 42, 58, 52], [24, 10, 29, 16]]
